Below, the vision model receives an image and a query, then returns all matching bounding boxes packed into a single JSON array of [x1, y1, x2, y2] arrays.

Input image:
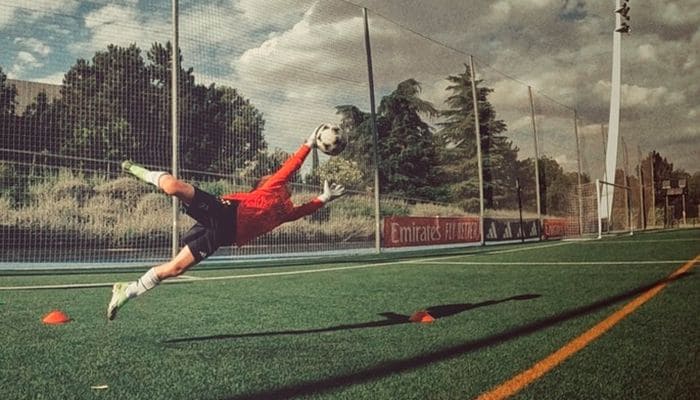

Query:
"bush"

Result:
[[94, 177, 150, 206], [409, 202, 468, 217]]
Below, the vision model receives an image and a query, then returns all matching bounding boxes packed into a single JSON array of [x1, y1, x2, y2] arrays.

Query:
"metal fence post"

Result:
[[363, 8, 381, 253], [528, 86, 542, 238], [171, 0, 180, 258], [574, 109, 583, 236], [469, 56, 485, 246]]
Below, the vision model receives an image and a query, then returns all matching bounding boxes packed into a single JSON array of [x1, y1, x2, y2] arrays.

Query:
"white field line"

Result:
[[587, 238, 699, 244], [482, 242, 569, 254], [0, 241, 571, 291], [412, 260, 694, 266], [174, 274, 204, 280]]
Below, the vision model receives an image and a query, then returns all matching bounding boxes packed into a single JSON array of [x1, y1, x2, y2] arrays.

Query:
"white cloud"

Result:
[[594, 81, 686, 108], [14, 37, 51, 57], [0, 8, 14, 29], [26, 0, 80, 14], [637, 44, 657, 62], [660, 2, 700, 25], [2, 0, 80, 26], [70, 4, 170, 55], [7, 51, 43, 78]]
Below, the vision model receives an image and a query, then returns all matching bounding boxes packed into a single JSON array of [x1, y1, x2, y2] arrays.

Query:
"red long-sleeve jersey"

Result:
[[221, 144, 323, 246]]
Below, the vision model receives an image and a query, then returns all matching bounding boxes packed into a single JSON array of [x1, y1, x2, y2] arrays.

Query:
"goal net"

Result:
[[596, 179, 633, 237], [559, 179, 634, 239]]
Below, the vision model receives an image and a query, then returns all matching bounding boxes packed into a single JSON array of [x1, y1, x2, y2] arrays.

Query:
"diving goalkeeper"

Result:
[[107, 129, 345, 320]]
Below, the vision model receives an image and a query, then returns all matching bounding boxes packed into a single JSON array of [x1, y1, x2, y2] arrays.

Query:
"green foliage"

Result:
[[0, 162, 26, 205], [0, 67, 17, 115], [196, 179, 238, 197], [436, 64, 519, 209], [315, 157, 365, 190], [4, 44, 266, 174], [336, 79, 443, 200]]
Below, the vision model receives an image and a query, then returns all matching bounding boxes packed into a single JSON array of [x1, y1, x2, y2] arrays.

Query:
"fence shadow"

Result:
[[163, 294, 541, 344], [218, 273, 690, 400]]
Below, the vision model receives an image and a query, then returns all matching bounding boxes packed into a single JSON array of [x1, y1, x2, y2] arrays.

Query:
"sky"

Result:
[[0, 0, 698, 176]]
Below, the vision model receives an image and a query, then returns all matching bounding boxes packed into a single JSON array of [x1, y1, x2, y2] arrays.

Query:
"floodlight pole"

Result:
[[171, 0, 180, 258], [363, 8, 382, 253], [603, 0, 629, 221]]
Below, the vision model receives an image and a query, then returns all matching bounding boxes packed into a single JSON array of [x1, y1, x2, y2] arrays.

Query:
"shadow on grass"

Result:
[[217, 272, 691, 400], [163, 294, 541, 344]]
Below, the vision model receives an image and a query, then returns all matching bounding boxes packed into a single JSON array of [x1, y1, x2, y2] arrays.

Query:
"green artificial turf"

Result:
[[0, 229, 698, 399]]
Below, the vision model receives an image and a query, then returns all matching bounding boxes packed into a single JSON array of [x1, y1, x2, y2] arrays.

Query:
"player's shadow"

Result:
[[163, 294, 541, 344], [219, 272, 691, 400]]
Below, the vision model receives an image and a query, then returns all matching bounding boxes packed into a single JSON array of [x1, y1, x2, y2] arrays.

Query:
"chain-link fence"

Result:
[[0, 0, 669, 267]]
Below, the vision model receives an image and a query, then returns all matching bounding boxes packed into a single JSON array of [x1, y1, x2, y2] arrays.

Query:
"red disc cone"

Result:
[[409, 311, 435, 323], [42, 310, 71, 324]]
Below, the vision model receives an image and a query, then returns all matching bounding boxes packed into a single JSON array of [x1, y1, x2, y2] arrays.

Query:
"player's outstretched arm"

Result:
[[285, 180, 346, 222], [259, 128, 320, 190]]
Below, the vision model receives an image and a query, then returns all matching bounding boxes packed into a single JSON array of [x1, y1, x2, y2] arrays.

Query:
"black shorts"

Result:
[[181, 187, 238, 263]]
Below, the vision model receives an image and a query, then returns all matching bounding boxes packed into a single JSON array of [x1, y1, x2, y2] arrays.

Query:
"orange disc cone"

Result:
[[42, 310, 71, 325], [409, 311, 435, 323]]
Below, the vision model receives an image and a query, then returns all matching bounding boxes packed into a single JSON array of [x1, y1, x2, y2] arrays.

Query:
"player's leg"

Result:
[[121, 160, 195, 205], [158, 175, 195, 205], [107, 245, 197, 320]]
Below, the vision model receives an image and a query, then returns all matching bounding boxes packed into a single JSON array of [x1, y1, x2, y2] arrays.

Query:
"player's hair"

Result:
[[250, 175, 292, 198], [251, 175, 272, 190]]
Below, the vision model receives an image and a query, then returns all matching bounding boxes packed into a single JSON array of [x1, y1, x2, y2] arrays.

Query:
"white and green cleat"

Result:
[[107, 282, 130, 321], [121, 160, 149, 181]]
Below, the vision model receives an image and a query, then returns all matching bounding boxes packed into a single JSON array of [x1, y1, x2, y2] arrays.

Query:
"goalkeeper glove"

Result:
[[317, 180, 346, 203], [305, 124, 323, 148]]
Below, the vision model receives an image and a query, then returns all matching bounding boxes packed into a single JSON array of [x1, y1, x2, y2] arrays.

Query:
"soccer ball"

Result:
[[314, 123, 347, 156]]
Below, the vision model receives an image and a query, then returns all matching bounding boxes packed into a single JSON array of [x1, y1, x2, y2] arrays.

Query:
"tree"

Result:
[[314, 157, 365, 191], [0, 67, 17, 116], [336, 79, 443, 200], [536, 156, 579, 216], [21, 91, 63, 153], [55, 42, 266, 173], [0, 67, 19, 151], [436, 64, 519, 211], [688, 172, 700, 218], [59, 44, 151, 161]]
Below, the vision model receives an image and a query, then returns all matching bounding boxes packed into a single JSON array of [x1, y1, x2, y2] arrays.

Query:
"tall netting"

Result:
[[366, 11, 470, 213], [0, 1, 379, 267], [571, 115, 607, 236], [0, 3, 174, 265], [473, 59, 540, 242], [638, 149, 656, 228], [178, 0, 376, 258], [600, 128, 641, 234], [2, 1, 684, 268], [533, 93, 580, 214]]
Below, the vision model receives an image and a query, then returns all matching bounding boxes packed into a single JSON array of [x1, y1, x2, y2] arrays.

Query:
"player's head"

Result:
[[251, 175, 272, 190], [251, 175, 292, 198]]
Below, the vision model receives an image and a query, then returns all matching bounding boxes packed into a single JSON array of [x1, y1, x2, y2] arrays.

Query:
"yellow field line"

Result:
[[475, 253, 700, 400]]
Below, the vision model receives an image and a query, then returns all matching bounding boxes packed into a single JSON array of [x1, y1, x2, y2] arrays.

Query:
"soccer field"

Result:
[[1, 229, 699, 399]]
